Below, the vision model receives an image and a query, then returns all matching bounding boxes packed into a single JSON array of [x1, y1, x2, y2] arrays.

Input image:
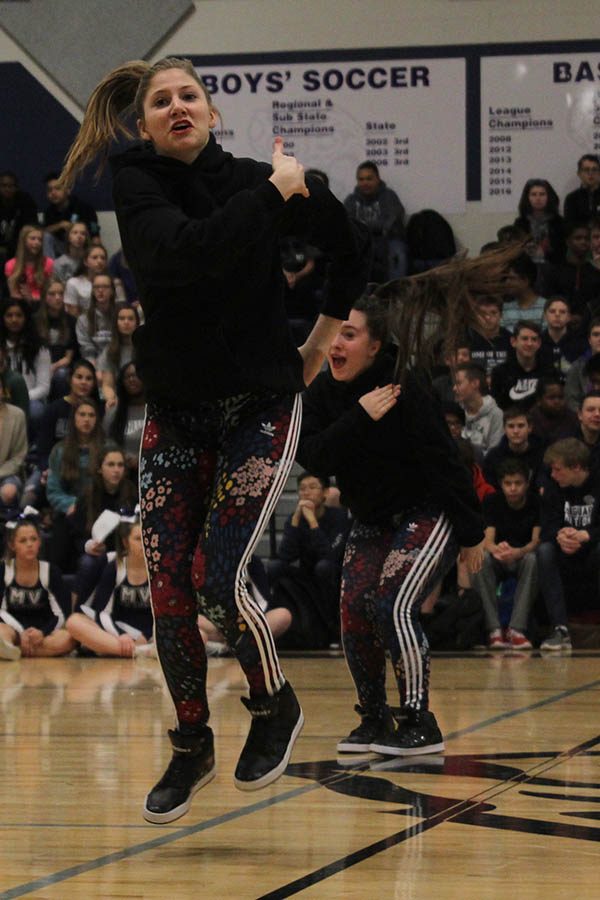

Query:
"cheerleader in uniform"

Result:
[[67, 510, 156, 658], [0, 509, 74, 660]]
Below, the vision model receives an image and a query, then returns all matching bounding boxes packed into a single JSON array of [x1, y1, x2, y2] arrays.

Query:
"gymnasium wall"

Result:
[[1, 0, 597, 254]]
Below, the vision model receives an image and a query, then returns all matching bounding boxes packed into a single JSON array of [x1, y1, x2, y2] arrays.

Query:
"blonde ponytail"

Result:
[[60, 60, 150, 190]]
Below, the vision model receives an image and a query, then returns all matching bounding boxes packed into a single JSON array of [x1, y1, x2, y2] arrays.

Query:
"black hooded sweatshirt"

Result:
[[110, 136, 367, 406], [298, 354, 484, 547]]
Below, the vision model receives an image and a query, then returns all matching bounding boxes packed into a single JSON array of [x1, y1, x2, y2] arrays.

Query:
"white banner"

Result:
[[195, 57, 467, 213], [481, 53, 600, 213]]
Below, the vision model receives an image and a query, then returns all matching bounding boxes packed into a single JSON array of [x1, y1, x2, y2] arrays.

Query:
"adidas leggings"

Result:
[[340, 507, 456, 715], [139, 392, 301, 730]]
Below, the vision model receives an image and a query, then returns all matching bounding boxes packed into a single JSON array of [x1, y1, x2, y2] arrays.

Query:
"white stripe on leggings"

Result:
[[392, 513, 452, 708], [233, 393, 303, 696]]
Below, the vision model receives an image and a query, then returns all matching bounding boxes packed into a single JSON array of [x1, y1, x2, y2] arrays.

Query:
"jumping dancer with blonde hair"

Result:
[[60, 56, 367, 823]]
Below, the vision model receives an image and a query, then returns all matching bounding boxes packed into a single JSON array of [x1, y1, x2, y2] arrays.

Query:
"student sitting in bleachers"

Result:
[[51, 222, 90, 284], [467, 296, 512, 378], [46, 399, 104, 573], [64, 444, 137, 608], [103, 362, 145, 479], [0, 370, 27, 518], [34, 278, 79, 401], [22, 359, 101, 509], [540, 296, 586, 378], [483, 406, 545, 489], [529, 375, 578, 445], [491, 320, 554, 411], [538, 438, 600, 650], [0, 297, 51, 438], [75, 273, 117, 368], [96, 305, 139, 408], [565, 318, 600, 411], [472, 459, 540, 650], [453, 362, 504, 455], [267, 471, 351, 647]]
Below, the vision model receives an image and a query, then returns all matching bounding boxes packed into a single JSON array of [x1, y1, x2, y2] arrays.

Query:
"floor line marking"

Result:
[[256, 732, 600, 899], [2, 676, 599, 898]]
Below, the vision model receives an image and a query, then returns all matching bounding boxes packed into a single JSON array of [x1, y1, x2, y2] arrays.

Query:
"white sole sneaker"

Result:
[[370, 740, 445, 757], [336, 740, 372, 753], [233, 709, 304, 792], [142, 765, 216, 824]]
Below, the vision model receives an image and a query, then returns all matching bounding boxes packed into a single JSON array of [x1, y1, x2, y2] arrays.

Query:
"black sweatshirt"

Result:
[[298, 354, 484, 547], [110, 136, 367, 406], [540, 469, 600, 545]]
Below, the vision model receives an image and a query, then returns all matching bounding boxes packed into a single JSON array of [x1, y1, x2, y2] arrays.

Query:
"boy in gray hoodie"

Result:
[[453, 363, 504, 455]]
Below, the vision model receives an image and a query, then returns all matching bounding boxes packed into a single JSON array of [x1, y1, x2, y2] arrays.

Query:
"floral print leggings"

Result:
[[139, 392, 301, 731], [341, 507, 456, 716]]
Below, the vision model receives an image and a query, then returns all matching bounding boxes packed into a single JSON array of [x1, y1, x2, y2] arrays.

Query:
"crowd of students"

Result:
[[1, 152, 600, 662]]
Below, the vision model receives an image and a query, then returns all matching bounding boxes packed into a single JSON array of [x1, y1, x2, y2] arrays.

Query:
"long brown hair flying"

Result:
[[371, 242, 525, 384]]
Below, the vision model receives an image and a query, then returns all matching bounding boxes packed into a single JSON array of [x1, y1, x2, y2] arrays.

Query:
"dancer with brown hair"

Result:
[[298, 247, 518, 755]]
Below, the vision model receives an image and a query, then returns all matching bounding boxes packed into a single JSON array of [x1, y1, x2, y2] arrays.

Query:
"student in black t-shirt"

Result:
[[42, 173, 99, 257], [467, 296, 512, 379], [563, 155, 600, 223], [483, 406, 545, 489], [538, 438, 600, 650], [571, 390, 600, 472], [540, 296, 586, 379], [542, 221, 600, 323], [268, 471, 351, 644], [529, 375, 579, 445], [472, 459, 540, 650], [491, 320, 554, 411]]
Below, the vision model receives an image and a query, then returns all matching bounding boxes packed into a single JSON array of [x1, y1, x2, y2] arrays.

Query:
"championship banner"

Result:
[[481, 52, 600, 212], [193, 56, 467, 213]]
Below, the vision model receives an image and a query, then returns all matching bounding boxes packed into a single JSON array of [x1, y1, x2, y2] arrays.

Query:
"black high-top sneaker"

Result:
[[234, 681, 304, 791], [337, 704, 396, 753], [143, 726, 216, 824], [370, 709, 444, 757]]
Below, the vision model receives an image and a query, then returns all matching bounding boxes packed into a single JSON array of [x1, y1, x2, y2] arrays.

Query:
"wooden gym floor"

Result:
[[1, 650, 599, 898]]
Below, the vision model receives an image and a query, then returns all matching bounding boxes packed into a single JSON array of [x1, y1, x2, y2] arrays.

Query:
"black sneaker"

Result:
[[370, 710, 444, 757], [337, 705, 396, 753], [143, 726, 216, 824], [234, 681, 304, 791]]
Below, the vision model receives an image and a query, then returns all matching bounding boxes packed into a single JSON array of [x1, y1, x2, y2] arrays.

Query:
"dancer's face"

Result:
[[139, 68, 217, 165], [328, 310, 381, 382]]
